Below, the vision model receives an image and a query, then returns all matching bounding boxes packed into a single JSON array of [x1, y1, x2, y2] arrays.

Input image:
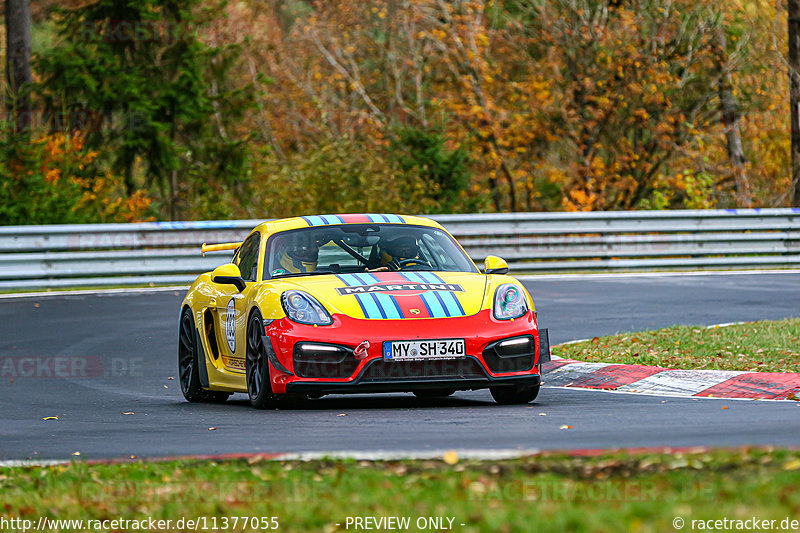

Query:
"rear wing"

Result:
[[201, 242, 242, 257]]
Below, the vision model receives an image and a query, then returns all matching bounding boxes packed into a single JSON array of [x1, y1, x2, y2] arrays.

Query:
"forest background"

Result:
[[1, 0, 796, 224]]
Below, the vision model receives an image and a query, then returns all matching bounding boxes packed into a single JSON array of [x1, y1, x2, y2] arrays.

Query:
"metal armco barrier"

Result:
[[0, 209, 798, 289]]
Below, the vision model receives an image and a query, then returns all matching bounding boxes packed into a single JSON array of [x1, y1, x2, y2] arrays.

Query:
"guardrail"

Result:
[[0, 209, 798, 289]]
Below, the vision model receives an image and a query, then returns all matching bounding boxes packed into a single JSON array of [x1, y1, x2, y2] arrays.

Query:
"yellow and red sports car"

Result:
[[178, 214, 550, 408]]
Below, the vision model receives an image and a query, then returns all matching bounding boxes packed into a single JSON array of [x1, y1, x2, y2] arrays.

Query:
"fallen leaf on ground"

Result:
[[721, 406, 728, 410], [443, 450, 459, 465], [42, 416, 58, 421], [208, 427, 217, 431], [559, 425, 572, 430], [337, 413, 348, 417], [539, 413, 547, 416], [121, 412, 134, 415], [72, 451, 80, 456], [783, 459, 800, 470]]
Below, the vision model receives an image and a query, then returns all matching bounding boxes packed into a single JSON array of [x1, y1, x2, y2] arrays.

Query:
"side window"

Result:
[[237, 233, 261, 282]]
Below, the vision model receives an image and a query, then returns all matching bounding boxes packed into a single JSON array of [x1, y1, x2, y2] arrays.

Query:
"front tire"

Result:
[[246, 310, 276, 409], [490, 384, 540, 405], [178, 308, 229, 403]]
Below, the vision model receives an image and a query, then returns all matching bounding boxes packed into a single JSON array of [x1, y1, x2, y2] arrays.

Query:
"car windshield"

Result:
[[264, 224, 477, 279]]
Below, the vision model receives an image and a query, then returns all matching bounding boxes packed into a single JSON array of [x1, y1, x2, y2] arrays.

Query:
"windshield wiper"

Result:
[[270, 270, 336, 279]]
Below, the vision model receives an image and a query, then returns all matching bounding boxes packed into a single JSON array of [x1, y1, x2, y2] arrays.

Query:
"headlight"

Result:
[[493, 284, 528, 320], [281, 290, 333, 325]]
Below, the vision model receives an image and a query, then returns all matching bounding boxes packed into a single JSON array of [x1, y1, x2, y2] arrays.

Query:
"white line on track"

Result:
[[0, 449, 543, 468], [518, 269, 800, 281], [0, 286, 189, 299]]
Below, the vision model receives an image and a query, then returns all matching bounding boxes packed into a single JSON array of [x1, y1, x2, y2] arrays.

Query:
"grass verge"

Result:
[[2, 448, 800, 532], [552, 318, 800, 373]]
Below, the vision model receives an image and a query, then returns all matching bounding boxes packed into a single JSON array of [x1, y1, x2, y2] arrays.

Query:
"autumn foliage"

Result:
[[2, 0, 794, 222]]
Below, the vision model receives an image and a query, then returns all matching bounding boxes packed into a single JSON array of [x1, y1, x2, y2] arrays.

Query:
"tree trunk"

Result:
[[790, 0, 800, 207], [5, 0, 32, 133], [716, 28, 752, 207]]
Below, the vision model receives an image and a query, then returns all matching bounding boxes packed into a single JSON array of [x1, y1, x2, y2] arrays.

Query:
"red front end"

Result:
[[264, 309, 544, 395]]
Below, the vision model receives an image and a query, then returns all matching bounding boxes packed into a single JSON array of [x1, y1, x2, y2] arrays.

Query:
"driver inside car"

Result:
[[372, 234, 423, 271], [276, 233, 320, 274]]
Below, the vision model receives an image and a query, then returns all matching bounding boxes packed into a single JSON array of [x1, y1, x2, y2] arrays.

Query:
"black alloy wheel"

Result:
[[178, 308, 229, 403]]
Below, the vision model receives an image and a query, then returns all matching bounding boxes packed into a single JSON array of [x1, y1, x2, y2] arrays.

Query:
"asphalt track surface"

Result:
[[1, 272, 799, 461]]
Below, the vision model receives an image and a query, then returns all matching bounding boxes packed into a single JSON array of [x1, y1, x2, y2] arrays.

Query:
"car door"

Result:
[[215, 231, 261, 373]]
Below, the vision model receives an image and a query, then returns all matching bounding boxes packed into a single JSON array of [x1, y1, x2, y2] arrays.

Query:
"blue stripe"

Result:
[[360, 294, 383, 319], [321, 214, 343, 225], [420, 291, 447, 318], [388, 295, 405, 318], [374, 293, 400, 319], [366, 214, 381, 223], [306, 215, 326, 226], [419, 294, 435, 317], [414, 272, 465, 317], [300, 216, 314, 226], [337, 274, 380, 319], [429, 291, 452, 317], [352, 272, 376, 285], [354, 273, 394, 318], [399, 272, 425, 283], [385, 214, 403, 223]]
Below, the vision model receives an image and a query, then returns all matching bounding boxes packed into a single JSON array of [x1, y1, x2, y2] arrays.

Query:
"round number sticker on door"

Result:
[[225, 298, 236, 353]]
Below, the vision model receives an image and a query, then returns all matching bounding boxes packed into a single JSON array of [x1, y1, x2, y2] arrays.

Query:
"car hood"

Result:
[[272, 271, 488, 320]]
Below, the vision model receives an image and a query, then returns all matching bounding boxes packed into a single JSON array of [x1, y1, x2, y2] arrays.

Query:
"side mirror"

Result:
[[484, 255, 509, 275], [211, 264, 246, 292]]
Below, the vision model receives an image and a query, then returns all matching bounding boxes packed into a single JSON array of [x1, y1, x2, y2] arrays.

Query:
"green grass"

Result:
[[553, 318, 800, 373], [2, 448, 800, 532]]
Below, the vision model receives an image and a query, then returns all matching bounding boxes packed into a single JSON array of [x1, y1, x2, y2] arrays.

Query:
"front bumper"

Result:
[[266, 309, 544, 394]]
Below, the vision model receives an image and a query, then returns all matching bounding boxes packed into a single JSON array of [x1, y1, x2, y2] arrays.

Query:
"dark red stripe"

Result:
[[378, 271, 431, 318], [696, 372, 800, 400], [338, 214, 372, 224]]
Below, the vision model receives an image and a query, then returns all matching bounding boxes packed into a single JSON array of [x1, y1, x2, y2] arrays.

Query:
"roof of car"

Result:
[[253, 214, 443, 235]]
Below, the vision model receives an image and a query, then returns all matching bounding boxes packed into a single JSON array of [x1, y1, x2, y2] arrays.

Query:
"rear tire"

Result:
[[178, 308, 230, 403], [246, 310, 277, 409], [413, 389, 456, 398], [490, 384, 540, 405]]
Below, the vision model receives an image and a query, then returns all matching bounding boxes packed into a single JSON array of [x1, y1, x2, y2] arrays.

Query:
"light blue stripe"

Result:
[[437, 290, 461, 317], [416, 272, 464, 317], [384, 214, 402, 223], [366, 214, 381, 223], [359, 294, 383, 319], [320, 214, 340, 225], [338, 273, 359, 286], [306, 215, 326, 226], [374, 293, 401, 319], [352, 272, 376, 285], [420, 291, 447, 318], [400, 272, 425, 283], [417, 272, 440, 283]]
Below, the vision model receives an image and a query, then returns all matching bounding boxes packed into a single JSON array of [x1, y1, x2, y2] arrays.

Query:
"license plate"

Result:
[[383, 339, 466, 361]]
